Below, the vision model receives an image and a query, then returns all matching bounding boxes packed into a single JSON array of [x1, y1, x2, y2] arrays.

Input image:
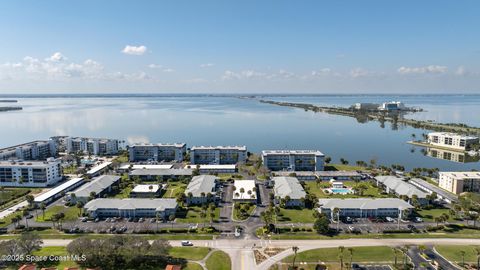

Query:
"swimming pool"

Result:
[[328, 188, 353, 194]]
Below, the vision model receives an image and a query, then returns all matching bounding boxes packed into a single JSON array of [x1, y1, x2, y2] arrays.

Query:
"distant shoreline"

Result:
[[0, 107, 22, 112], [0, 93, 480, 99]]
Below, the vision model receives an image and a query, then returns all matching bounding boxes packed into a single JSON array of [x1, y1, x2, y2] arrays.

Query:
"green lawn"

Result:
[[304, 181, 387, 199], [36, 205, 81, 222], [283, 246, 404, 263], [415, 208, 454, 222], [435, 245, 480, 263], [233, 203, 255, 221], [185, 262, 204, 270], [206, 250, 231, 270], [32, 246, 78, 269], [62, 165, 78, 174], [163, 182, 187, 198], [168, 247, 211, 260], [176, 206, 220, 224], [277, 208, 315, 223], [325, 164, 365, 171], [0, 188, 30, 205], [114, 185, 132, 198]]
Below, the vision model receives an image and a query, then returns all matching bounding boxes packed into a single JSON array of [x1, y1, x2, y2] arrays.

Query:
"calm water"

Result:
[[0, 94, 479, 171]]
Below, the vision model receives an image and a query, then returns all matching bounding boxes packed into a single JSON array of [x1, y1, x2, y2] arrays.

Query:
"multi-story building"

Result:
[[84, 198, 178, 219], [184, 175, 219, 205], [261, 150, 324, 171], [190, 146, 247, 165], [273, 176, 307, 207], [378, 101, 405, 111], [128, 143, 186, 162], [439, 171, 480, 194], [0, 158, 62, 187], [129, 168, 193, 181], [0, 140, 57, 161], [427, 132, 479, 151], [66, 137, 120, 156], [318, 198, 414, 219]]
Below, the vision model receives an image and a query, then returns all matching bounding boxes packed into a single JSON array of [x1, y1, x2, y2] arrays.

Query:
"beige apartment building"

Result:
[[439, 171, 480, 194]]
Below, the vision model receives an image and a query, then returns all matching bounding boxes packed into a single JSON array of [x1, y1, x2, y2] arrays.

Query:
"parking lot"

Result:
[[334, 217, 428, 234]]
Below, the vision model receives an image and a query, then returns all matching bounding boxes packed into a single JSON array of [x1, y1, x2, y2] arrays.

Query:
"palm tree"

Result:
[[460, 250, 466, 267], [474, 246, 480, 270], [40, 203, 46, 220], [22, 209, 30, 230], [393, 247, 400, 267], [338, 246, 345, 270], [25, 195, 34, 208], [76, 201, 84, 216], [333, 207, 340, 232], [401, 245, 410, 269], [348, 248, 354, 269], [291, 246, 299, 269]]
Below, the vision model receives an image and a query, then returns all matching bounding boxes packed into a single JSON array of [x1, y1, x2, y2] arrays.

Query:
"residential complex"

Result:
[[86, 161, 112, 177], [0, 140, 57, 161], [233, 180, 256, 202], [315, 171, 362, 181], [439, 171, 480, 194], [318, 198, 414, 218], [190, 146, 247, 165], [427, 132, 479, 151], [130, 184, 162, 198], [34, 177, 85, 206], [84, 198, 178, 219], [67, 175, 120, 203], [184, 164, 237, 174], [261, 150, 325, 171], [272, 176, 306, 207], [0, 158, 62, 187], [408, 178, 458, 203], [184, 175, 219, 205], [128, 143, 186, 162], [129, 168, 193, 181], [374, 175, 429, 205], [66, 137, 120, 155]]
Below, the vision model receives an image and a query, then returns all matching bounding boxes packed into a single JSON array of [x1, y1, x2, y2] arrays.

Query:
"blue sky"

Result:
[[0, 0, 479, 94]]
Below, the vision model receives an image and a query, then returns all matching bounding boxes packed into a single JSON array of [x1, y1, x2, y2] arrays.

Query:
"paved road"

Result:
[[425, 247, 461, 270], [407, 246, 435, 270], [0, 200, 27, 219], [35, 238, 480, 270]]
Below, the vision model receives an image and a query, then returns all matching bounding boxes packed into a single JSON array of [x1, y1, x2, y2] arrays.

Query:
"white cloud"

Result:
[[122, 45, 147, 55], [311, 68, 332, 76], [349, 68, 370, 78], [200, 63, 215, 68], [222, 70, 266, 80], [148, 64, 162, 69], [46, 52, 67, 62], [163, 68, 175, 72], [0, 53, 151, 82], [397, 65, 448, 74]]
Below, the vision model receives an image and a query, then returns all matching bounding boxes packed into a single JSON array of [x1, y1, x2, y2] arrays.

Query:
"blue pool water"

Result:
[[330, 188, 352, 194]]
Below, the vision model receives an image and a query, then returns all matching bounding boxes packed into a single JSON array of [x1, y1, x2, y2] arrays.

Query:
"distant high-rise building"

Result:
[[0, 140, 57, 161], [128, 143, 187, 162], [190, 146, 247, 165]]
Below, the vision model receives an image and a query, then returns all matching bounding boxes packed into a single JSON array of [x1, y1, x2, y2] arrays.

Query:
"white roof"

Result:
[[273, 176, 306, 200], [185, 164, 236, 170], [185, 175, 218, 197], [119, 164, 174, 170], [34, 177, 84, 203], [262, 150, 324, 156], [84, 198, 177, 212], [0, 159, 60, 168], [233, 180, 256, 200], [131, 184, 161, 193], [318, 198, 414, 210], [71, 175, 120, 198], [86, 161, 112, 175], [440, 171, 480, 179], [375, 176, 428, 199], [191, 145, 246, 151], [129, 143, 186, 148]]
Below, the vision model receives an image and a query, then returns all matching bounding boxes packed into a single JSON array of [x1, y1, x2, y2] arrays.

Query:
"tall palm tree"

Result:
[[475, 246, 480, 270], [22, 209, 30, 230], [460, 250, 466, 267], [348, 248, 354, 269], [393, 247, 400, 267], [40, 203, 46, 220], [333, 207, 340, 232], [291, 246, 299, 269], [338, 246, 345, 270]]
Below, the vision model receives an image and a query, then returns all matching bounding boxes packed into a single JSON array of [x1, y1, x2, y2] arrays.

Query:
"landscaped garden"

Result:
[[206, 250, 231, 270], [233, 203, 255, 221]]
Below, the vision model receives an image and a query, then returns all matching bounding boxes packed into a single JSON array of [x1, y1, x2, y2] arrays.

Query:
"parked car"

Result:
[[385, 217, 394, 222], [414, 217, 423, 223], [181, 241, 193, 246]]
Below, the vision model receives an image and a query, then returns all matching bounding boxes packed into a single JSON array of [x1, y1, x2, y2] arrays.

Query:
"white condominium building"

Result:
[[427, 132, 479, 151], [0, 158, 62, 187], [439, 171, 480, 194], [190, 146, 247, 165], [262, 150, 325, 171], [0, 140, 57, 161], [66, 137, 120, 155], [128, 143, 186, 162]]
